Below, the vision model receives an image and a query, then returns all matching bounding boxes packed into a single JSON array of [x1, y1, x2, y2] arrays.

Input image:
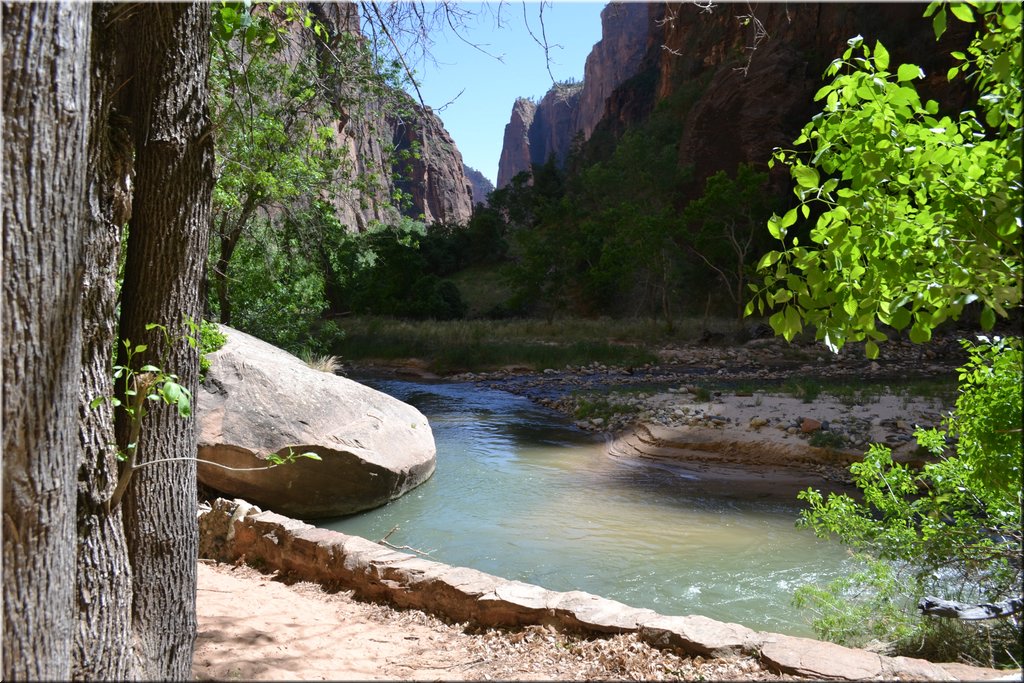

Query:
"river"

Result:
[[319, 376, 853, 637]]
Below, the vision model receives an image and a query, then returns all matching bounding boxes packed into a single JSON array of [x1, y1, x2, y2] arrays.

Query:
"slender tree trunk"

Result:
[[73, 4, 135, 678], [2, 4, 91, 679], [115, 4, 214, 678], [215, 196, 259, 325]]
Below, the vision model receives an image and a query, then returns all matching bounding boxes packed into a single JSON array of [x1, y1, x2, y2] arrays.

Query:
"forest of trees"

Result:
[[3, 0, 1020, 677]]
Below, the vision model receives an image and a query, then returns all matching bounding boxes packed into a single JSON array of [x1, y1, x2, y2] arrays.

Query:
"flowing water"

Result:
[[320, 376, 853, 637]]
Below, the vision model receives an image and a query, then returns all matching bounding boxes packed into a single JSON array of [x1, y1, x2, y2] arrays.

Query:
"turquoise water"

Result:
[[320, 377, 851, 636]]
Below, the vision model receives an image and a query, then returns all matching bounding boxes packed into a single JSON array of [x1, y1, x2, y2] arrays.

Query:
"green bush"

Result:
[[796, 337, 1022, 667], [198, 319, 227, 377]]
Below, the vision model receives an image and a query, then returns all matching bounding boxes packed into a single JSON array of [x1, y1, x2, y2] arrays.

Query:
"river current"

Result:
[[320, 376, 853, 637]]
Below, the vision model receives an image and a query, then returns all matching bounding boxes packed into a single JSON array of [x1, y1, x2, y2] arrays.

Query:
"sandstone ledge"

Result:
[[198, 498, 1013, 681]]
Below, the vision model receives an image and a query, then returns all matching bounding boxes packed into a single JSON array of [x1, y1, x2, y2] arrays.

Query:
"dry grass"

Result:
[[299, 351, 342, 374]]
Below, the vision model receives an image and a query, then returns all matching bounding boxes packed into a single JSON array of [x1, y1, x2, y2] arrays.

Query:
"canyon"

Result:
[[496, 2, 972, 192]]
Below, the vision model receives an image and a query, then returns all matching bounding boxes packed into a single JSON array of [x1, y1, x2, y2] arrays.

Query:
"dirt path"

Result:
[[193, 560, 788, 681]]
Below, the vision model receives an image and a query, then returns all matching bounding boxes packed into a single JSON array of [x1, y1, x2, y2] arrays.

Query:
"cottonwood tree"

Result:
[[3, 2, 212, 679], [679, 165, 779, 320], [748, 1, 1021, 663], [4, 2, 547, 678]]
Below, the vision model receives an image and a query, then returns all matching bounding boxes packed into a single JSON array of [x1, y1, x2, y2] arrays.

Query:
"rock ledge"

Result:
[[199, 498, 1014, 681]]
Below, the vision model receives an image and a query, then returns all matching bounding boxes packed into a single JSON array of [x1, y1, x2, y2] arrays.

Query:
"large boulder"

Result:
[[196, 326, 436, 518]]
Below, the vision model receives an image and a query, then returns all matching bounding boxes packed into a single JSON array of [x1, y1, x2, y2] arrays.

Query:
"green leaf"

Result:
[[909, 322, 932, 344], [134, 344, 148, 354], [139, 364, 160, 372], [176, 394, 192, 418], [89, 396, 106, 409], [949, 3, 974, 23], [873, 41, 890, 71], [980, 306, 995, 331], [783, 305, 803, 342], [890, 307, 912, 330], [794, 166, 820, 189], [161, 381, 182, 404], [897, 64, 922, 82], [780, 207, 798, 229], [756, 251, 781, 271], [931, 6, 947, 38]]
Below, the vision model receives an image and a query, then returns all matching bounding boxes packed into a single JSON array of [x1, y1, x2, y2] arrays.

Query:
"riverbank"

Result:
[[195, 501, 1018, 682], [350, 333, 963, 491]]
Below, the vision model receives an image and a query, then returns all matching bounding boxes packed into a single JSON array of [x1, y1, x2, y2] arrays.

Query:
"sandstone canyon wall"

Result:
[[310, 2, 474, 229], [496, 97, 537, 188], [496, 2, 650, 188], [390, 99, 474, 225], [497, 2, 972, 193], [646, 2, 974, 190], [463, 165, 495, 206]]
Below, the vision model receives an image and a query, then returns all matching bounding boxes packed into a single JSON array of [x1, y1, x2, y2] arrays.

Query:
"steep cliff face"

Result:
[[638, 3, 973, 190], [575, 2, 651, 140], [496, 97, 537, 188], [391, 101, 474, 225], [310, 2, 474, 229], [496, 2, 651, 188], [498, 2, 972, 195], [528, 82, 583, 169], [463, 165, 494, 206]]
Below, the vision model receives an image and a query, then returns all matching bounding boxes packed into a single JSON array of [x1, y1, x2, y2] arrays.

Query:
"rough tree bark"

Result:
[[4, 3, 215, 679], [115, 4, 215, 678], [73, 4, 136, 678], [2, 4, 92, 679]]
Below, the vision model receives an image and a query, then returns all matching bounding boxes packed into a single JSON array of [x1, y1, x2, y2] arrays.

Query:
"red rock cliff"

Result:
[[575, 2, 651, 140], [310, 2, 474, 228], [626, 2, 974, 190], [496, 97, 537, 188]]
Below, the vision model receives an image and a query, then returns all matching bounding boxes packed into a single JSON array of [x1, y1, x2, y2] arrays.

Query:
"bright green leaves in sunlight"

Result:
[[795, 337, 1022, 663], [750, 2, 1022, 353]]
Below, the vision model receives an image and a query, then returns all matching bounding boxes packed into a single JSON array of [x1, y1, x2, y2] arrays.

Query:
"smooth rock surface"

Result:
[[197, 326, 436, 518]]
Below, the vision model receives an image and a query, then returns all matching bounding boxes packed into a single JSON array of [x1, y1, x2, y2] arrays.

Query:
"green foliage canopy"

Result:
[[750, 1, 1022, 355]]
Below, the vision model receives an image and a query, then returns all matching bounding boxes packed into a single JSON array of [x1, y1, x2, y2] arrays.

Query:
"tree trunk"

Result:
[[2, 4, 92, 679], [115, 4, 214, 679], [214, 196, 259, 326], [72, 4, 136, 678]]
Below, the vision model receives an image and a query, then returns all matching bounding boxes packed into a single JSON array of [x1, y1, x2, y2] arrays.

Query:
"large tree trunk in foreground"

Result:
[[116, 4, 215, 678], [2, 4, 92, 679], [4, 3, 215, 679]]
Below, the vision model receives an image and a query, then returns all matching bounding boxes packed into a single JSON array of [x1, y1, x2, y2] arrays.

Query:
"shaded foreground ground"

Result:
[[194, 560, 789, 681]]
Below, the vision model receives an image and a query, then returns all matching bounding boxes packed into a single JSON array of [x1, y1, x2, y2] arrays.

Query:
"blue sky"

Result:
[[404, 2, 606, 185]]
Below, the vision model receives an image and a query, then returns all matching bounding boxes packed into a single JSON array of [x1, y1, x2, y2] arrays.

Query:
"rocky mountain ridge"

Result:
[[463, 164, 495, 206], [497, 2, 973, 193], [497, 2, 649, 187]]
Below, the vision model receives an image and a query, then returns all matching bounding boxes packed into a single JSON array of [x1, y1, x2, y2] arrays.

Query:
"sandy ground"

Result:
[[193, 560, 786, 681]]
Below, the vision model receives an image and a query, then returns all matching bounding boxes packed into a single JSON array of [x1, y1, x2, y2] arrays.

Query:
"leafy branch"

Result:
[[92, 320, 320, 512]]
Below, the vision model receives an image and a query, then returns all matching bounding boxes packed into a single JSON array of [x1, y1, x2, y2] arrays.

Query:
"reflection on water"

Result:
[[319, 377, 851, 636]]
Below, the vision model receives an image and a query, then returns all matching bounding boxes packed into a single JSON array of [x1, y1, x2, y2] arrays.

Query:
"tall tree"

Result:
[[3, 4, 92, 679], [750, 2, 1021, 354], [74, 3, 135, 677], [3, 2, 213, 679], [115, 4, 214, 677]]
